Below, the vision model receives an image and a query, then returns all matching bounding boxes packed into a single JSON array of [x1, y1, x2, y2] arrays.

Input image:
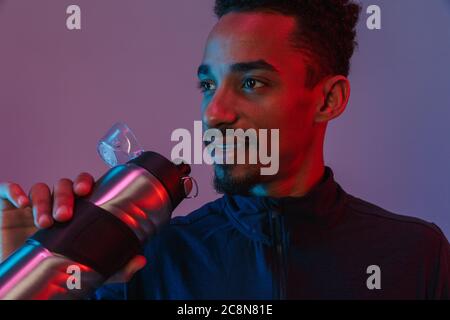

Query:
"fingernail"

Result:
[[18, 196, 28, 207], [55, 206, 69, 220], [38, 215, 52, 228], [75, 182, 89, 194]]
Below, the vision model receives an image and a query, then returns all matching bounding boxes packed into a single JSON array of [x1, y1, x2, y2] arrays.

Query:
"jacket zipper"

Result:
[[271, 210, 287, 299]]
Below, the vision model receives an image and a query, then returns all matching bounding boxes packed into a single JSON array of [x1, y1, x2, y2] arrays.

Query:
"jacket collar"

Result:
[[221, 167, 348, 242]]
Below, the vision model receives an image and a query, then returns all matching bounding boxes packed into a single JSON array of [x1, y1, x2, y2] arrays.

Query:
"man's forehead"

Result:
[[210, 11, 297, 39], [201, 12, 298, 73]]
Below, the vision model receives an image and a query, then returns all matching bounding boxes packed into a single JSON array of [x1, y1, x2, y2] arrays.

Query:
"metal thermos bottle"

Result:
[[0, 151, 192, 299]]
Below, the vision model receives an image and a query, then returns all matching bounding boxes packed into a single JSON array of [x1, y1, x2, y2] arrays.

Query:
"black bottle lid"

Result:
[[128, 151, 190, 208]]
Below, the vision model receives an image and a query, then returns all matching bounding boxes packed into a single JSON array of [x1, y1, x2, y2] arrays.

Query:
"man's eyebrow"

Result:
[[197, 60, 278, 77], [230, 60, 278, 73]]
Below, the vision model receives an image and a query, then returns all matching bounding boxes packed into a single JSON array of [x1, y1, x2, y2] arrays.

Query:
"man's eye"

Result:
[[242, 78, 265, 90], [198, 80, 216, 93]]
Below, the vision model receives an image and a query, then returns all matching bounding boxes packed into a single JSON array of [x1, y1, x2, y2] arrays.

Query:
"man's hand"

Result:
[[0, 174, 146, 284]]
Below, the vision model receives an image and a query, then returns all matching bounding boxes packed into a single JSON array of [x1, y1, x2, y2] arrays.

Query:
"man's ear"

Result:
[[314, 76, 351, 123]]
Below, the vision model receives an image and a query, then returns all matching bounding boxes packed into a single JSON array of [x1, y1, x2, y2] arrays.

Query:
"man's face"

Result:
[[198, 12, 323, 195]]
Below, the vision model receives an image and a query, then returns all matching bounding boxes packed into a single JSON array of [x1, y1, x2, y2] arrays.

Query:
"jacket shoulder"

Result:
[[169, 196, 227, 226], [149, 196, 231, 247], [345, 194, 448, 244]]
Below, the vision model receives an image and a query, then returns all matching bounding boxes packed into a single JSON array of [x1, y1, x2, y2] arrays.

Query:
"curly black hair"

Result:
[[214, 0, 362, 87]]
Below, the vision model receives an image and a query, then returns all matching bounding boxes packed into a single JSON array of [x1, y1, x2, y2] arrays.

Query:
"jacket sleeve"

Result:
[[91, 283, 126, 300], [430, 224, 450, 299]]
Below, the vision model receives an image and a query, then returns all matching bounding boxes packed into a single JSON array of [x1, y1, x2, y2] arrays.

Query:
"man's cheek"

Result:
[[278, 136, 304, 167]]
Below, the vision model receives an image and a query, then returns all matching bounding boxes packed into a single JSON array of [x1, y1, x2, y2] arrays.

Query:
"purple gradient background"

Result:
[[0, 0, 449, 237]]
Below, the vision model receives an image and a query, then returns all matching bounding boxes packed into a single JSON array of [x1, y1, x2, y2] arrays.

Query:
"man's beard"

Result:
[[212, 163, 261, 195]]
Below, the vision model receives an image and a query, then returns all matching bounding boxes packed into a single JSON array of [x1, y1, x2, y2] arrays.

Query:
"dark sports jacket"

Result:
[[94, 167, 450, 299]]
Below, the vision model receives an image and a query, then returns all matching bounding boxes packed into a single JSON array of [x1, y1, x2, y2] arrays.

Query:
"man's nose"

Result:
[[202, 90, 238, 129]]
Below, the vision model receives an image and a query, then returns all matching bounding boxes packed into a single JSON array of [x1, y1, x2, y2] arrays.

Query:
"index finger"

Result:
[[73, 172, 95, 196]]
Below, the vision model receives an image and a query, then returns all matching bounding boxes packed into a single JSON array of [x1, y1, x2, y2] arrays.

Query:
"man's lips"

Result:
[[210, 142, 245, 150], [202, 127, 262, 158], [204, 134, 254, 148]]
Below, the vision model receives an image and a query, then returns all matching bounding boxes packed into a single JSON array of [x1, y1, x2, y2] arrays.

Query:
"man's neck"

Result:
[[250, 156, 325, 198]]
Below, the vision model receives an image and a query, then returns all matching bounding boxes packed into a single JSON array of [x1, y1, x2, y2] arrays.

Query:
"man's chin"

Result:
[[212, 164, 261, 195]]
